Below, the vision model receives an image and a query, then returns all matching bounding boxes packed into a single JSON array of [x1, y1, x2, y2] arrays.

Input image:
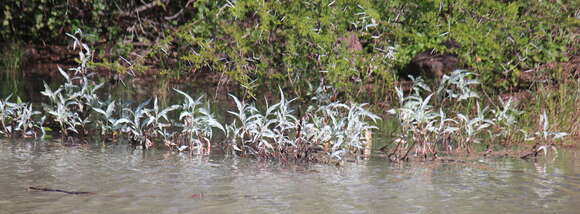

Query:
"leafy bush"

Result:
[[2, 1, 576, 97], [164, 0, 577, 98], [168, 0, 397, 100], [1, 0, 196, 43]]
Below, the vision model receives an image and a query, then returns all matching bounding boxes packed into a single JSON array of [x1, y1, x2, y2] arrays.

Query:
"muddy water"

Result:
[[0, 139, 579, 214]]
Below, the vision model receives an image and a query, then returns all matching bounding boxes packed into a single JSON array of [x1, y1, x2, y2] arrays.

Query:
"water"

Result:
[[2, 66, 580, 213], [1, 139, 579, 214]]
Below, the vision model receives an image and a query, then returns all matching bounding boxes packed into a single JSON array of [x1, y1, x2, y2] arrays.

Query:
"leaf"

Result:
[[266, 102, 281, 116], [57, 66, 71, 83], [551, 132, 568, 140], [179, 111, 192, 121], [178, 145, 188, 152], [541, 111, 549, 131], [229, 94, 245, 113], [160, 105, 180, 118], [395, 87, 404, 103], [457, 113, 468, 122], [92, 82, 105, 93], [114, 118, 133, 126], [174, 88, 194, 106], [92, 107, 107, 116], [420, 94, 433, 110], [106, 101, 116, 115]]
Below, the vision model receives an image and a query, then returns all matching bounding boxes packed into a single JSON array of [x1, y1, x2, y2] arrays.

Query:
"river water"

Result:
[[2, 69, 580, 213], [1, 139, 579, 214]]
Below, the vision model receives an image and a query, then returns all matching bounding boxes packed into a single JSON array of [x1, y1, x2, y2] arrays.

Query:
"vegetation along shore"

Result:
[[0, 0, 578, 163]]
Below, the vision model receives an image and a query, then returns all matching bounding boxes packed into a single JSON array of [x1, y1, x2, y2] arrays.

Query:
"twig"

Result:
[[165, 0, 197, 20], [29, 187, 94, 195], [120, 0, 171, 17]]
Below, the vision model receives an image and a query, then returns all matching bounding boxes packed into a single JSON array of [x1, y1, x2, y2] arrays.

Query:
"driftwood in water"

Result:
[[28, 186, 95, 195]]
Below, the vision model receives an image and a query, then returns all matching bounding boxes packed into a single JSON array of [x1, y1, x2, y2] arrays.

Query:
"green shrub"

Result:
[[165, 0, 576, 100], [1, 0, 576, 99]]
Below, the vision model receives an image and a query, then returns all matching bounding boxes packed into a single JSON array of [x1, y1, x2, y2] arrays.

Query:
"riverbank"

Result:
[[1, 37, 578, 164], [1, 1, 579, 162]]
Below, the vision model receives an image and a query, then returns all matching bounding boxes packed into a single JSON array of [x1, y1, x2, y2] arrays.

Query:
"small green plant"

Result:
[[491, 98, 523, 144], [116, 99, 153, 148], [455, 103, 495, 153], [173, 89, 224, 154], [92, 101, 121, 136], [0, 94, 44, 138], [387, 70, 495, 160], [529, 111, 569, 144]]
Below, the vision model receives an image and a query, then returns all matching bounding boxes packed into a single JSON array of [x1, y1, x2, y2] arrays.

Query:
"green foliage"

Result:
[[1, 0, 577, 103], [0, 0, 195, 60], [385, 0, 577, 91], [168, 0, 397, 101], [163, 0, 576, 98], [2, 0, 99, 42]]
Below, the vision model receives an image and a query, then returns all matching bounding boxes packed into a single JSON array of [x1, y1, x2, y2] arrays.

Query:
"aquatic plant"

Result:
[[386, 67, 575, 161], [115, 99, 153, 148], [65, 30, 92, 76], [387, 78, 441, 160], [436, 70, 481, 101], [0, 95, 44, 138], [226, 87, 379, 161], [226, 93, 277, 156], [41, 67, 102, 137], [40, 31, 104, 138], [92, 101, 122, 136], [530, 111, 569, 144], [455, 103, 495, 153], [311, 102, 379, 160], [173, 89, 224, 154], [3, 31, 573, 163], [491, 98, 523, 144], [12, 103, 44, 138], [0, 94, 14, 136], [143, 97, 180, 141], [387, 71, 496, 160]]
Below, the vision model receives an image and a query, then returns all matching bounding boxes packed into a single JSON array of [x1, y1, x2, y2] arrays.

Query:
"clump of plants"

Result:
[[225, 87, 379, 161], [386, 70, 571, 162], [18, 30, 379, 162], [171, 89, 224, 154], [1, 28, 575, 164], [40, 31, 103, 138], [113, 91, 223, 153], [0, 94, 45, 138]]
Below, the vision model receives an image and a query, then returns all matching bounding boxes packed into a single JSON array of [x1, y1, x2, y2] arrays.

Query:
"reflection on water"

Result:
[[1, 139, 579, 214]]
